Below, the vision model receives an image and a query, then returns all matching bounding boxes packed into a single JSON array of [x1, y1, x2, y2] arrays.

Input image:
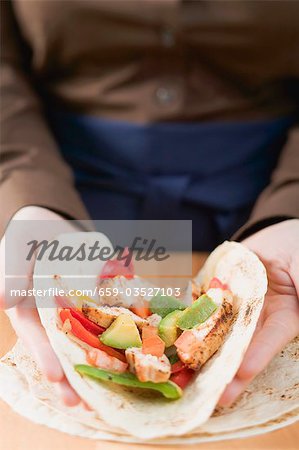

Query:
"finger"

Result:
[[0, 235, 34, 309], [219, 303, 265, 407], [290, 253, 299, 299], [239, 308, 299, 380], [82, 400, 93, 411], [8, 301, 82, 405], [0, 216, 78, 309], [7, 304, 65, 382], [219, 306, 299, 407], [56, 377, 81, 407]]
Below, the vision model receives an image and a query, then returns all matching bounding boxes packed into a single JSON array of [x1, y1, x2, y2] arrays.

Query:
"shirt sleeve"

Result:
[[233, 125, 299, 241], [0, 1, 90, 237]]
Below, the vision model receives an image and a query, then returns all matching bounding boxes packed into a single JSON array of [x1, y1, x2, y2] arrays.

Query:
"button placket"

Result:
[[155, 86, 178, 105]]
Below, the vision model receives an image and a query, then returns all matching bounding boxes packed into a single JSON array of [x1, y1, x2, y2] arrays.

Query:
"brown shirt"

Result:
[[1, 0, 299, 237]]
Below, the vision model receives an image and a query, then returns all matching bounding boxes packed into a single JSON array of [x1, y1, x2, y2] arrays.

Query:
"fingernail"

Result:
[[46, 368, 65, 383], [82, 400, 93, 411], [63, 395, 81, 407]]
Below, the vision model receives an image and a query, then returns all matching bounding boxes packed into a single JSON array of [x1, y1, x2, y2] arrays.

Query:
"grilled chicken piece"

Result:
[[98, 275, 153, 308], [175, 289, 233, 370], [82, 303, 147, 329], [147, 313, 162, 328], [87, 349, 128, 373], [125, 347, 171, 383]]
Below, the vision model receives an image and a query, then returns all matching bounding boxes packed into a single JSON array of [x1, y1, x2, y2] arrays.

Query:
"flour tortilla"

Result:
[[34, 234, 268, 439], [0, 339, 298, 444]]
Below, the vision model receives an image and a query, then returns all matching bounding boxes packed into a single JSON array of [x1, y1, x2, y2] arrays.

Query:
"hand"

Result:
[[219, 219, 299, 406], [0, 206, 81, 406]]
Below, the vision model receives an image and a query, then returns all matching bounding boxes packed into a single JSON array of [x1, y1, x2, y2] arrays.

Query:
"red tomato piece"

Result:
[[171, 360, 186, 374], [170, 368, 195, 389], [208, 277, 230, 291], [142, 327, 165, 358], [208, 277, 224, 289], [141, 325, 158, 340], [100, 247, 134, 279]]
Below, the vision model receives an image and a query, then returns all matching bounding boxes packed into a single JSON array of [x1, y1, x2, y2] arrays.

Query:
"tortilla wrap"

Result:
[[0, 338, 298, 444], [32, 233, 268, 439]]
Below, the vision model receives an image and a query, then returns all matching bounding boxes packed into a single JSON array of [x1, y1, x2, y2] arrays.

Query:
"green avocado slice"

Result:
[[158, 310, 183, 347], [75, 365, 182, 400], [149, 294, 186, 318], [177, 294, 218, 330], [100, 314, 142, 349]]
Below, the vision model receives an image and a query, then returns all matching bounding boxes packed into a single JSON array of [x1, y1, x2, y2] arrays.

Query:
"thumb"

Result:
[[219, 303, 299, 407]]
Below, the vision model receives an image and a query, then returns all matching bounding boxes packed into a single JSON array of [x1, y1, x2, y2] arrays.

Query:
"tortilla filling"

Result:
[[57, 276, 234, 399]]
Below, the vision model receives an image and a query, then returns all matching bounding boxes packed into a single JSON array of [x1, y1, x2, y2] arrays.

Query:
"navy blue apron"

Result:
[[47, 110, 294, 250]]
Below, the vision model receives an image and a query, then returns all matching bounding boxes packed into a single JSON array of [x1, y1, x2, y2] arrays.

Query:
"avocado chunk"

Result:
[[100, 314, 142, 349], [75, 364, 182, 400], [177, 294, 218, 330], [158, 310, 183, 347], [149, 295, 186, 318]]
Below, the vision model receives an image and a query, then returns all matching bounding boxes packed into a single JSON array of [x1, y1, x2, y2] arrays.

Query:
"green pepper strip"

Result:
[[75, 364, 182, 400]]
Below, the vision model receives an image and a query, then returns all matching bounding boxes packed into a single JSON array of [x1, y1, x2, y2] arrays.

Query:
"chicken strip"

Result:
[[174, 289, 233, 370], [147, 313, 162, 328], [97, 275, 153, 308], [125, 347, 171, 383], [82, 303, 147, 329]]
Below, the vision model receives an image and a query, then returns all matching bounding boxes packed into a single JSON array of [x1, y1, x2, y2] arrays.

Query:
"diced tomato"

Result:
[[142, 326, 165, 358], [101, 260, 134, 279], [100, 247, 134, 279], [59, 309, 127, 363], [170, 368, 195, 389], [171, 360, 186, 374], [130, 301, 151, 318], [86, 349, 128, 373], [209, 277, 224, 289], [142, 325, 158, 340], [208, 277, 230, 291]]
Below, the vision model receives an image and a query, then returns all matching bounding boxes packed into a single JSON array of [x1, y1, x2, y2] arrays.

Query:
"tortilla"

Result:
[[0, 338, 298, 444], [32, 233, 268, 439]]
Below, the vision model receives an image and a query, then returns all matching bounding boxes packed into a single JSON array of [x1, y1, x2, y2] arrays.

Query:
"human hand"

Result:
[[0, 206, 81, 406], [219, 219, 299, 406]]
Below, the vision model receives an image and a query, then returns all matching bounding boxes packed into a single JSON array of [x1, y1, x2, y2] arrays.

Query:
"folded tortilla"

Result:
[[1, 338, 298, 444], [33, 233, 268, 439]]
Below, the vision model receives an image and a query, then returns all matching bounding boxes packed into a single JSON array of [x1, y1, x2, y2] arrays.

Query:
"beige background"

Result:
[[0, 254, 298, 450]]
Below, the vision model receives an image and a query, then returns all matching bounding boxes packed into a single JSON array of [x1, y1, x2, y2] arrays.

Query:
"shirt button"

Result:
[[155, 86, 178, 105], [161, 28, 175, 48]]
